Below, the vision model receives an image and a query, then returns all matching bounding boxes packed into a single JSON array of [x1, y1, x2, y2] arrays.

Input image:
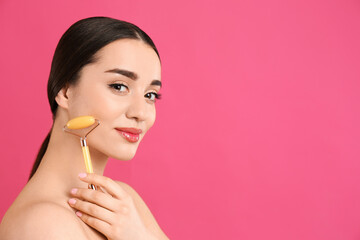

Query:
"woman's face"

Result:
[[64, 39, 161, 160]]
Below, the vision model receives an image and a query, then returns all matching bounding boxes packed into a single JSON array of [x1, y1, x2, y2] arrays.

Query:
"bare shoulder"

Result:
[[116, 181, 169, 240], [0, 201, 88, 240]]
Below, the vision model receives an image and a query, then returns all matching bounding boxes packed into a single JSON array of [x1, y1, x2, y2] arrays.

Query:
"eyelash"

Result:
[[108, 83, 162, 101]]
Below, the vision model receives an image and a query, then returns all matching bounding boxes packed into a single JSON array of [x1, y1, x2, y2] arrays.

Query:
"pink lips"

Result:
[[115, 128, 142, 143]]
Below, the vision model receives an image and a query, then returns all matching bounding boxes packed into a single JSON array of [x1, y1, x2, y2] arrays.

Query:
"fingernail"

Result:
[[78, 173, 87, 178], [71, 188, 78, 194], [76, 211, 82, 217], [68, 198, 76, 205]]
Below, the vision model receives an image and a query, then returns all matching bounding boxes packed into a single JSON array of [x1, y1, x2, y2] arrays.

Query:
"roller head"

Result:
[[66, 116, 96, 130]]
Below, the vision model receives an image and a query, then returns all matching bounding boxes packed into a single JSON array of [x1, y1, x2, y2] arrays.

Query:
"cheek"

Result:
[[67, 86, 107, 118], [67, 97, 91, 119], [80, 88, 122, 120], [146, 108, 156, 130]]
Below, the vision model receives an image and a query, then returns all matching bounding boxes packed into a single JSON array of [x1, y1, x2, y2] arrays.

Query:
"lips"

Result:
[[115, 128, 142, 143]]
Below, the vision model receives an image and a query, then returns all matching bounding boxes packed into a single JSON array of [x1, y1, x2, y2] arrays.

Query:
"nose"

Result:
[[125, 94, 147, 122]]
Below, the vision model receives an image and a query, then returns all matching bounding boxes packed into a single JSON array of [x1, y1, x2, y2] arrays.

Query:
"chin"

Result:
[[108, 144, 139, 161], [110, 151, 135, 161]]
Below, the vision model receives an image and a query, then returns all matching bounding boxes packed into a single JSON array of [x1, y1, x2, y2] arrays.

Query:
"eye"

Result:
[[109, 83, 128, 93], [145, 92, 162, 102]]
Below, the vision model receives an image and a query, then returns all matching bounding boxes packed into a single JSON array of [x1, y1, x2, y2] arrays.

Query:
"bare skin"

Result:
[[0, 39, 169, 240]]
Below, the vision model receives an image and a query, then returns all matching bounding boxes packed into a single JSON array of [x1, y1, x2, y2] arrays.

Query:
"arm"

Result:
[[1, 202, 88, 240], [68, 173, 169, 240], [118, 182, 170, 240]]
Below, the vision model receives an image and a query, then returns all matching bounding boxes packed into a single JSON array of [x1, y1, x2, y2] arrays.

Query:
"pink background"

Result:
[[0, 0, 360, 239]]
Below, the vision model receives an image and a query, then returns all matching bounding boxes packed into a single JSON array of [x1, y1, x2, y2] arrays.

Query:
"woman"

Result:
[[0, 17, 169, 240]]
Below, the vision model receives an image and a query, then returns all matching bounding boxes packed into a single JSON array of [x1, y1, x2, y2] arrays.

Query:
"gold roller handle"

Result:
[[81, 145, 93, 173], [64, 116, 100, 191], [80, 138, 97, 190]]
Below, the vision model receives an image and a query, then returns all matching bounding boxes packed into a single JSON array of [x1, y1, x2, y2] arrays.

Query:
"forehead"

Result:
[[92, 39, 161, 79]]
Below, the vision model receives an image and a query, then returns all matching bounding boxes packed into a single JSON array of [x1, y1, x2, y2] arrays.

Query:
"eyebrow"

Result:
[[104, 68, 162, 88]]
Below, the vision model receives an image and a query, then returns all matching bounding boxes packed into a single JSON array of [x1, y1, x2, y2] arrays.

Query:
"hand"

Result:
[[68, 173, 156, 240]]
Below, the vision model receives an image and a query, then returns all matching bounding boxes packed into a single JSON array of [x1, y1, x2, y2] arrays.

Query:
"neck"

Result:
[[29, 114, 108, 201]]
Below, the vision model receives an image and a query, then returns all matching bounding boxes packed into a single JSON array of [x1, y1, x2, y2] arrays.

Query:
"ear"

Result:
[[55, 85, 71, 110]]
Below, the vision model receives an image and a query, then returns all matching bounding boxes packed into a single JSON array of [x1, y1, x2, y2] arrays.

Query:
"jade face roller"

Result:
[[63, 116, 100, 190]]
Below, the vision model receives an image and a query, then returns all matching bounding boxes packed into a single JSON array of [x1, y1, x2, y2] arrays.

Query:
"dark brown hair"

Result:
[[29, 16, 160, 180]]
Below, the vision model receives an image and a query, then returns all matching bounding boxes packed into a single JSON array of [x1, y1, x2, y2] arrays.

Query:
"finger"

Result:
[[75, 211, 112, 237], [68, 198, 114, 224], [71, 188, 119, 212], [78, 173, 127, 199], [98, 186, 111, 196]]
